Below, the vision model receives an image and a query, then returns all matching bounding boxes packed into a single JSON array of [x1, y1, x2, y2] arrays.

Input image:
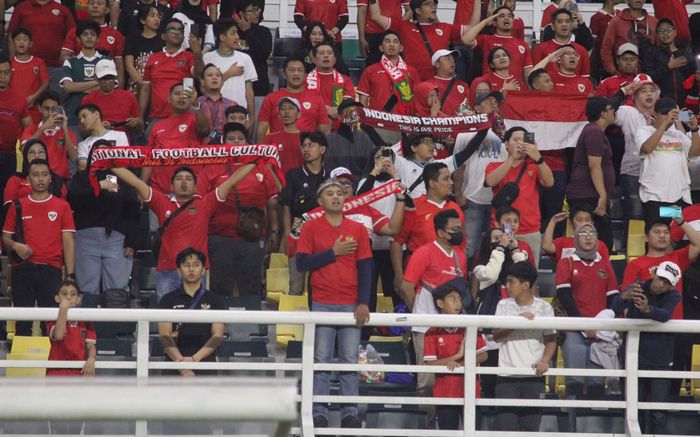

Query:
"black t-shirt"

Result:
[[280, 165, 329, 219], [158, 286, 227, 359], [118, 0, 172, 38], [238, 25, 272, 96], [124, 33, 165, 90]]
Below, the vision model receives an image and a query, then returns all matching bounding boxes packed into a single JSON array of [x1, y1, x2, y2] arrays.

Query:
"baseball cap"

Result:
[[330, 167, 354, 180], [277, 96, 301, 110], [654, 96, 677, 114], [337, 98, 363, 115], [431, 49, 459, 66], [95, 59, 118, 79], [617, 43, 639, 57], [633, 73, 655, 87], [475, 90, 503, 105], [656, 261, 681, 287]]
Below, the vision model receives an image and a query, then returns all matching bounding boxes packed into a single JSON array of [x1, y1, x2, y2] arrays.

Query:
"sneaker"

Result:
[[340, 415, 362, 428], [313, 416, 328, 428]]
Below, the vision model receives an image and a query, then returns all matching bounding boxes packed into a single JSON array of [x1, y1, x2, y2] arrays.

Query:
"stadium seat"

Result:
[[7, 336, 51, 377], [365, 393, 427, 431], [225, 295, 268, 340], [266, 268, 289, 303], [376, 294, 394, 314], [626, 220, 646, 259], [269, 252, 288, 269], [691, 344, 700, 399], [275, 294, 308, 347], [368, 335, 403, 343], [96, 337, 135, 376], [610, 255, 627, 284], [575, 394, 624, 433], [536, 270, 556, 298], [666, 397, 700, 435], [217, 339, 268, 359]]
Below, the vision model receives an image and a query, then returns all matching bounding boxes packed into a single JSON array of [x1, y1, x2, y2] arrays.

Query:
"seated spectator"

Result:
[[264, 97, 303, 175], [76, 104, 129, 171], [324, 100, 377, 175], [542, 205, 610, 265], [197, 63, 236, 142], [493, 261, 556, 431], [172, 0, 215, 51], [555, 223, 618, 398], [233, 0, 273, 98], [294, 0, 348, 49], [413, 83, 441, 117], [4, 140, 68, 207], [530, 46, 593, 94], [10, 28, 49, 124], [527, 68, 554, 92], [601, 0, 657, 77], [424, 50, 472, 115], [357, 0, 409, 66], [477, 47, 523, 94], [535, 8, 592, 77], [124, 5, 165, 94], [295, 22, 347, 74], [306, 42, 355, 125]]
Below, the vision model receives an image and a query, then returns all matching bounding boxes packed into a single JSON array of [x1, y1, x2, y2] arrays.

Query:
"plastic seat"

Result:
[[376, 294, 394, 314], [691, 344, 700, 400], [575, 394, 624, 434], [217, 339, 268, 360], [269, 252, 288, 269], [7, 336, 51, 377], [226, 295, 268, 340], [266, 268, 289, 303], [626, 220, 646, 259], [275, 294, 308, 347], [610, 255, 627, 284], [96, 337, 135, 376], [536, 270, 556, 298]]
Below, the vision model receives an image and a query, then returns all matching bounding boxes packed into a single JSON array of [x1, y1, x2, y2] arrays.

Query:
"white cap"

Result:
[[278, 96, 301, 110], [95, 59, 118, 79], [431, 49, 459, 66], [617, 43, 639, 57], [656, 261, 681, 287], [330, 167, 353, 180]]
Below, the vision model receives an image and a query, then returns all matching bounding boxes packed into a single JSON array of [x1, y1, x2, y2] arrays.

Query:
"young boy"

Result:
[[424, 278, 488, 430], [10, 28, 49, 124], [542, 204, 611, 264], [46, 280, 97, 376], [611, 261, 681, 435], [495, 206, 536, 267], [493, 262, 557, 431]]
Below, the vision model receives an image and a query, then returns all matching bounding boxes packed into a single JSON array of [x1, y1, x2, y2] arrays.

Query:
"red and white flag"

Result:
[[500, 91, 588, 151]]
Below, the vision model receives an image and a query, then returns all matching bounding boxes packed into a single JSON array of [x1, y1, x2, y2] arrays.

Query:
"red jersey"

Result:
[[195, 163, 279, 239], [148, 112, 203, 193], [533, 39, 591, 77], [540, 2, 559, 30], [7, 0, 76, 68], [81, 89, 140, 140], [306, 70, 355, 108], [517, 240, 537, 268], [146, 189, 223, 271], [551, 237, 610, 265], [590, 10, 618, 39], [258, 88, 330, 134], [296, 216, 372, 304], [46, 321, 96, 376], [485, 161, 542, 234], [425, 76, 471, 115], [392, 21, 464, 81], [20, 124, 76, 179], [3, 175, 68, 204], [404, 241, 467, 293], [424, 327, 487, 398], [0, 88, 30, 155], [265, 130, 303, 175], [476, 72, 523, 94], [294, 0, 348, 43], [551, 71, 594, 95], [621, 246, 693, 320], [2, 194, 75, 268], [394, 196, 464, 253], [555, 254, 619, 318], [345, 204, 389, 238], [10, 56, 49, 123], [473, 34, 532, 80], [62, 24, 125, 59], [358, 0, 408, 35], [142, 49, 194, 118], [356, 60, 419, 114], [595, 73, 636, 105]]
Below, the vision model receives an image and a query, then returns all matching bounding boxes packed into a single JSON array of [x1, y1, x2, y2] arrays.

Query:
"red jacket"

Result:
[[600, 8, 657, 75], [652, 0, 692, 46]]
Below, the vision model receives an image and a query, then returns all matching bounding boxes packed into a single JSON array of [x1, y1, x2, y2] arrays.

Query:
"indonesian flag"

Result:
[[501, 91, 588, 151]]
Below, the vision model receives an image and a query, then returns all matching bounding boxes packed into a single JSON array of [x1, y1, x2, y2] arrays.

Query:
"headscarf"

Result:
[[413, 82, 438, 116], [574, 223, 598, 261]]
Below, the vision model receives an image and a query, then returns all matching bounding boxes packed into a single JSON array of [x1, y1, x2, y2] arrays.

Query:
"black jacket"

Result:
[[640, 40, 697, 105], [238, 24, 273, 96]]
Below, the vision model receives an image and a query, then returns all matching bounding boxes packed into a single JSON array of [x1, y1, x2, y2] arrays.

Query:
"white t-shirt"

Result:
[[390, 148, 457, 199], [171, 13, 215, 50], [494, 297, 555, 376], [615, 105, 649, 177], [202, 50, 257, 109], [454, 129, 507, 205], [634, 125, 692, 204], [357, 177, 397, 251], [77, 130, 130, 161]]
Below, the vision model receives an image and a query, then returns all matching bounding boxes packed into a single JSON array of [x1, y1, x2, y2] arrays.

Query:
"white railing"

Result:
[[1, 307, 700, 437]]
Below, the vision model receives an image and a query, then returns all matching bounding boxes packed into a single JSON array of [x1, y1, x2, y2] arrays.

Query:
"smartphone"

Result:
[[190, 23, 202, 39], [107, 140, 117, 146], [567, 1, 579, 13], [51, 106, 64, 116], [678, 110, 694, 123], [504, 223, 512, 236], [381, 147, 392, 157], [659, 205, 682, 219], [524, 132, 535, 144], [183, 77, 194, 90], [106, 175, 118, 184]]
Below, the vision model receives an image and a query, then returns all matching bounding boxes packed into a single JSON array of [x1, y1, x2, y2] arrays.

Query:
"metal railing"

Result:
[[1, 307, 700, 437]]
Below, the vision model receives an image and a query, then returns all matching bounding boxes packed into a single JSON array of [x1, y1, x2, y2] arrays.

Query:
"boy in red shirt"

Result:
[[10, 28, 49, 124], [425, 278, 488, 430], [47, 280, 97, 376]]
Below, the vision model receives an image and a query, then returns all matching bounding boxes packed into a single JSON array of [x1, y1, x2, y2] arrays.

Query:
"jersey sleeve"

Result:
[[293, 0, 306, 17], [61, 29, 76, 53], [295, 220, 315, 254], [554, 257, 572, 288], [3, 200, 17, 234], [403, 247, 428, 285], [61, 201, 76, 232], [476, 333, 488, 354], [604, 261, 619, 296], [450, 24, 464, 44], [423, 328, 438, 361], [369, 206, 390, 234], [621, 259, 641, 289], [142, 56, 153, 82], [243, 54, 258, 82], [551, 237, 564, 260], [114, 33, 125, 58], [84, 322, 97, 344], [338, 0, 349, 16], [38, 59, 49, 83], [523, 45, 533, 68], [257, 94, 274, 123], [392, 208, 413, 245], [343, 75, 355, 98], [356, 69, 371, 97]]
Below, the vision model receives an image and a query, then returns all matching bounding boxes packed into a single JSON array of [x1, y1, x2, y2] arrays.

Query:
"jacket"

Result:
[[601, 8, 658, 75], [652, 0, 692, 46], [640, 41, 697, 105]]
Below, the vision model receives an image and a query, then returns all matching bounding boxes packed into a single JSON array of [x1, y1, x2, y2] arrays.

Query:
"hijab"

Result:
[[413, 82, 438, 116], [573, 223, 598, 261]]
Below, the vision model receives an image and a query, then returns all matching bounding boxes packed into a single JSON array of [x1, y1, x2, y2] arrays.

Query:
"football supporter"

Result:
[[527, 68, 554, 92], [225, 105, 252, 133], [171, 0, 215, 52], [533, 9, 591, 78], [357, 0, 409, 65], [118, 0, 172, 40], [542, 204, 610, 265], [595, 43, 640, 98], [590, 0, 623, 80], [423, 49, 472, 115], [233, 0, 273, 98], [2, 159, 76, 336], [294, 0, 348, 47], [256, 57, 330, 142], [10, 28, 49, 124], [652, 0, 692, 46], [197, 63, 236, 142], [76, 104, 129, 171], [477, 47, 523, 93], [324, 100, 377, 176], [295, 178, 372, 430], [494, 206, 536, 266], [124, 5, 165, 94], [306, 42, 355, 123], [264, 97, 303, 175], [541, 6, 593, 50], [531, 46, 594, 95], [539, 0, 562, 32], [4, 140, 68, 206], [601, 0, 658, 76]]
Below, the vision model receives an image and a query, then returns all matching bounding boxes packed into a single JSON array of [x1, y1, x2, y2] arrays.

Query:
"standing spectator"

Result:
[[541, 6, 593, 51], [652, 0, 692, 46], [281, 132, 329, 295], [324, 100, 377, 175], [542, 205, 610, 265], [295, 22, 341, 73], [425, 50, 473, 115], [81, 59, 144, 142], [196, 123, 280, 297], [203, 18, 257, 117], [264, 97, 303, 175], [197, 63, 236, 142], [256, 57, 330, 142], [357, 0, 408, 66], [294, 0, 348, 48], [295, 179, 372, 429], [477, 47, 523, 94], [233, 0, 272, 99], [4, 140, 68, 206], [67, 139, 140, 296], [590, 0, 623, 81], [531, 46, 594, 95], [493, 262, 556, 432], [118, 0, 172, 39], [601, 0, 657, 76], [76, 104, 129, 171], [10, 28, 49, 124], [172, 0, 215, 51], [124, 5, 165, 95], [634, 97, 700, 225], [534, 9, 591, 78], [595, 43, 640, 98], [2, 159, 76, 336], [539, 0, 563, 32], [306, 42, 355, 124], [485, 127, 554, 264], [566, 96, 618, 250]]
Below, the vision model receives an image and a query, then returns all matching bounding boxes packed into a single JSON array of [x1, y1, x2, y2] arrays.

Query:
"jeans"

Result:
[[75, 228, 133, 295], [540, 170, 567, 235], [12, 263, 62, 336], [208, 235, 265, 297], [155, 269, 206, 299], [436, 405, 462, 430], [494, 376, 545, 431], [638, 365, 672, 434], [561, 332, 604, 392], [312, 302, 361, 420], [620, 174, 643, 221], [464, 202, 491, 259]]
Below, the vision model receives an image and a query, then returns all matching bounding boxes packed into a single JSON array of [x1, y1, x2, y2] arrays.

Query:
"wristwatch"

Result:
[[534, 156, 545, 165]]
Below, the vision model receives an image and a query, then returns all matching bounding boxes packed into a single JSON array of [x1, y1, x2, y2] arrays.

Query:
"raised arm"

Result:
[[542, 212, 568, 255], [484, 156, 515, 187], [215, 163, 257, 200], [111, 167, 151, 200], [461, 13, 498, 46], [369, 0, 391, 31]]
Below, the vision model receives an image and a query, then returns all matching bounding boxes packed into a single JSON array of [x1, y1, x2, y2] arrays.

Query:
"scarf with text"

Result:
[[307, 68, 345, 106], [380, 55, 414, 113]]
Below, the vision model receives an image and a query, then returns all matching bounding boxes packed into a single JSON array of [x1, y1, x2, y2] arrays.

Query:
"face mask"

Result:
[[447, 230, 464, 246], [343, 109, 360, 126]]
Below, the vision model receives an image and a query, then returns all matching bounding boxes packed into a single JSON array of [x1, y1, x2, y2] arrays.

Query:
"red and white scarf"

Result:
[[380, 55, 414, 113], [307, 68, 345, 106]]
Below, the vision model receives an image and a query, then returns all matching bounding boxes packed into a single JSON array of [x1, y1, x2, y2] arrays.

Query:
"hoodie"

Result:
[[600, 8, 658, 75]]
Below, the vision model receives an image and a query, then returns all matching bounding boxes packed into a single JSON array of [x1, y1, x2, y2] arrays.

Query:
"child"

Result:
[[611, 261, 681, 435], [424, 278, 488, 430], [10, 28, 49, 124], [493, 262, 557, 431], [542, 204, 611, 264], [495, 206, 536, 267], [46, 280, 97, 376]]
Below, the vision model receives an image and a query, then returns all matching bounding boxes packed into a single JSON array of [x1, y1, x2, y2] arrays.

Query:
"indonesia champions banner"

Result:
[[500, 91, 588, 151], [357, 107, 491, 135]]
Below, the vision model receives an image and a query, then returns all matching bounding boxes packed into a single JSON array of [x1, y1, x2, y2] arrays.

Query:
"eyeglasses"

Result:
[[181, 263, 203, 270], [579, 232, 598, 238], [657, 27, 674, 34], [166, 28, 184, 34]]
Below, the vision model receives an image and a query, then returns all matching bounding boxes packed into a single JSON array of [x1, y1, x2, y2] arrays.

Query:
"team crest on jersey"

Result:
[[518, 45, 525, 54], [188, 206, 197, 215], [598, 269, 607, 279], [435, 28, 443, 36], [457, 85, 464, 93], [84, 66, 95, 77], [48, 211, 57, 222], [178, 60, 185, 67], [33, 67, 39, 74], [106, 36, 115, 45], [577, 83, 585, 93], [52, 8, 60, 15], [179, 124, 188, 133], [303, 101, 311, 110], [256, 173, 263, 182], [438, 337, 445, 345], [527, 170, 534, 177]]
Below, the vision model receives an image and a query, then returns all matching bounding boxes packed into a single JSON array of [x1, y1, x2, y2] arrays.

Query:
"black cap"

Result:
[[432, 278, 468, 304], [337, 99, 363, 114], [654, 97, 677, 114], [475, 90, 504, 105]]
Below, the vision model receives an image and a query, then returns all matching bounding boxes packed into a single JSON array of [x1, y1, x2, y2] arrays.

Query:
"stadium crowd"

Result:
[[0, 0, 699, 432]]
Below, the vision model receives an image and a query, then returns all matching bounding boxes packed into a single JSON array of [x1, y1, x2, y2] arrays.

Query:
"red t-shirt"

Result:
[[357, 0, 408, 35], [551, 71, 594, 95], [20, 125, 76, 179], [424, 327, 487, 398], [3, 194, 75, 268], [473, 34, 533, 80], [265, 130, 303, 176], [258, 88, 330, 134], [533, 39, 591, 78], [62, 24, 125, 59], [485, 161, 542, 234], [146, 189, 223, 271], [195, 162, 279, 239], [3, 175, 68, 205], [357, 61, 420, 114], [296, 216, 372, 304], [7, 0, 76, 68], [294, 0, 349, 43], [392, 21, 464, 81], [621, 246, 693, 320], [81, 89, 140, 140], [46, 321, 96, 376], [540, 3, 560, 30], [147, 112, 203, 193], [0, 88, 30, 155], [516, 239, 537, 268], [476, 72, 523, 94], [551, 237, 610, 265], [555, 254, 619, 317], [590, 10, 618, 39], [595, 73, 636, 106], [306, 71, 355, 108], [394, 196, 464, 253], [404, 241, 468, 293], [142, 49, 194, 118], [425, 76, 471, 116], [10, 56, 49, 123], [345, 204, 389, 239]]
